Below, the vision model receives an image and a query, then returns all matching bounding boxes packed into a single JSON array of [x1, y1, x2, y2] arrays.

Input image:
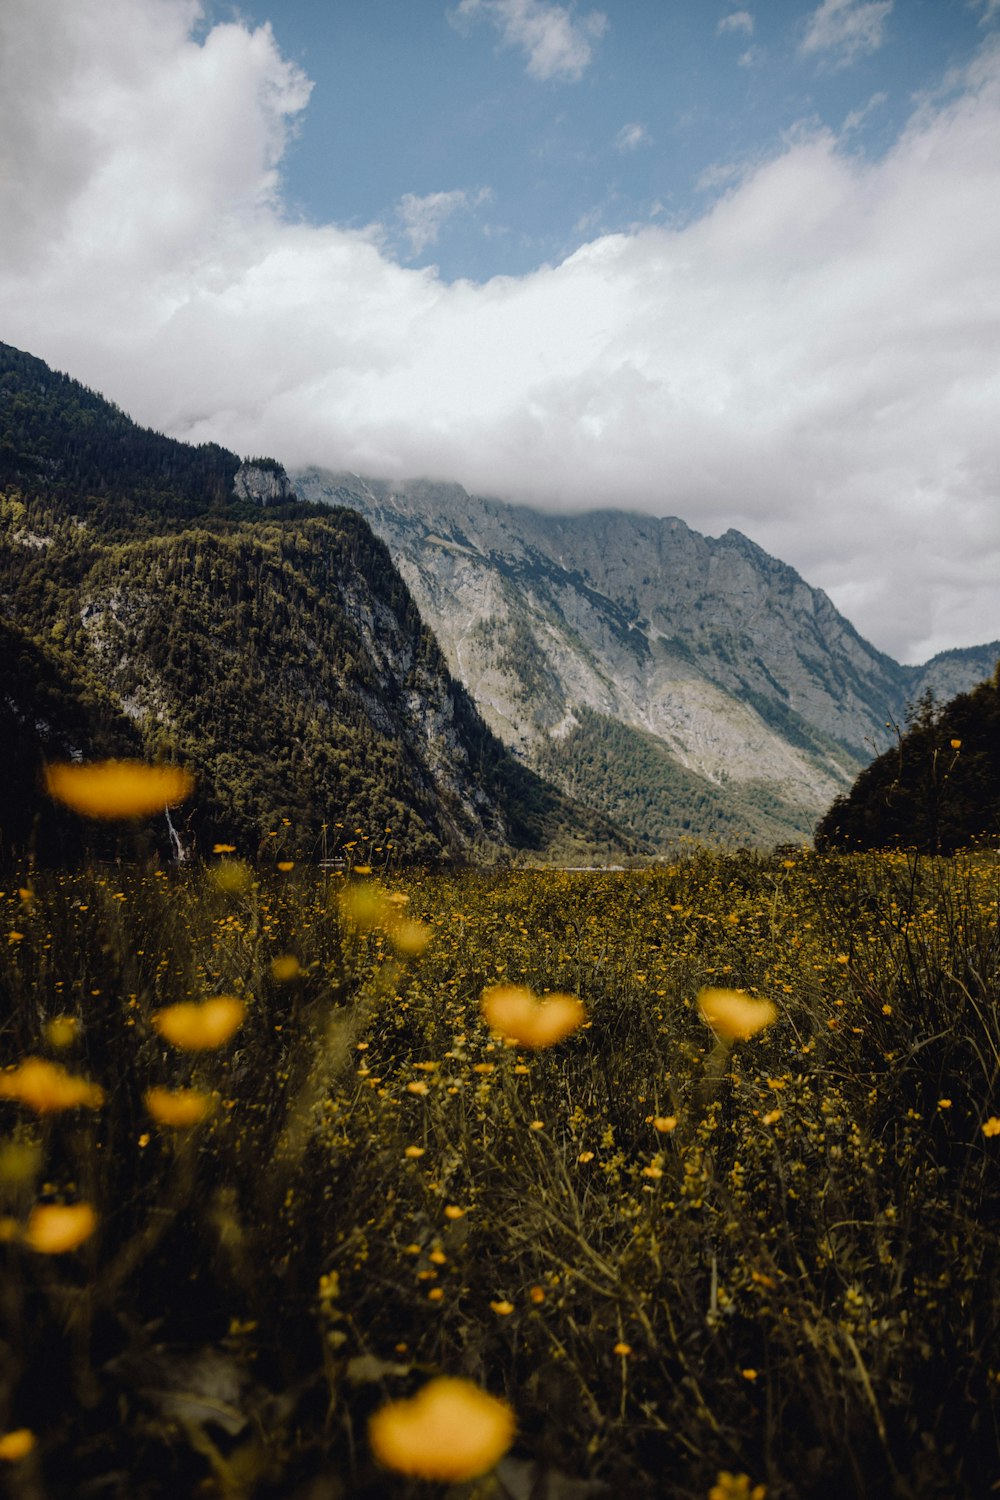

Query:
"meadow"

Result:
[[0, 838, 998, 1498]]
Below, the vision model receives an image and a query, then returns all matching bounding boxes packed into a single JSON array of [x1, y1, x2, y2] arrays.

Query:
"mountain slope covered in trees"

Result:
[[0, 341, 627, 863], [816, 669, 1000, 852]]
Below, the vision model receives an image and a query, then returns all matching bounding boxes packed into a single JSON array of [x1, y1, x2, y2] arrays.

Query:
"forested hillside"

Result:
[[0, 342, 627, 863], [816, 668, 1000, 852], [534, 707, 816, 848]]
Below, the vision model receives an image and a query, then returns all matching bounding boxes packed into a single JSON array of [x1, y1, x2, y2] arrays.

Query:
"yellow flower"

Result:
[[43, 760, 194, 820], [212, 843, 237, 854], [0, 1429, 35, 1462], [210, 860, 253, 894], [950, 738, 962, 750], [480, 984, 585, 1050], [276, 860, 295, 872], [339, 883, 390, 931], [490, 1299, 515, 1316], [24, 1202, 97, 1254], [368, 1377, 514, 1482], [0, 1142, 41, 1187], [698, 988, 777, 1044], [0, 1058, 104, 1114], [983, 1117, 1000, 1138], [43, 1016, 79, 1049], [709, 1473, 767, 1500], [144, 1087, 217, 1128], [152, 997, 245, 1050], [613, 1341, 632, 1357], [270, 954, 302, 982], [653, 1116, 677, 1133], [389, 918, 433, 957]]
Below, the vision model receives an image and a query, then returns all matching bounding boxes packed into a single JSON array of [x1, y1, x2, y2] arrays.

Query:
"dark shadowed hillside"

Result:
[[0, 342, 628, 863], [816, 667, 1000, 852]]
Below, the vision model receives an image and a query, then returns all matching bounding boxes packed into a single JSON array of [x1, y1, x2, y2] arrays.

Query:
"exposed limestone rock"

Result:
[[232, 461, 296, 506], [294, 468, 998, 846]]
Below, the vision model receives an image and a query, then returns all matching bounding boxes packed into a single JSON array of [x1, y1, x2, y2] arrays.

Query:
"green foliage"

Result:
[[0, 341, 240, 524], [0, 341, 628, 864], [816, 669, 1000, 852], [0, 851, 997, 1496], [534, 706, 821, 849]]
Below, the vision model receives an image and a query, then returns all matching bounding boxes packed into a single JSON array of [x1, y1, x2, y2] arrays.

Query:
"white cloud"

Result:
[[842, 90, 887, 132], [451, 0, 608, 82], [615, 122, 651, 152], [972, 0, 1000, 25], [1, 0, 999, 663], [800, 0, 893, 68], [397, 188, 492, 255], [717, 11, 754, 37], [738, 45, 766, 68]]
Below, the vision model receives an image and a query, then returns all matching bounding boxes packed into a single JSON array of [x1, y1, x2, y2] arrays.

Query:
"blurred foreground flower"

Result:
[[24, 1202, 97, 1254], [43, 760, 193, 820], [43, 1016, 79, 1049], [709, 1472, 766, 1500], [152, 997, 245, 1050], [389, 918, 433, 957], [698, 988, 777, 1044], [270, 954, 302, 982], [0, 1058, 104, 1114], [0, 1429, 35, 1462], [144, 1087, 217, 1127], [480, 984, 585, 1049], [368, 1376, 514, 1481], [983, 1117, 1000, 1138], [210, 860, 254, 895]]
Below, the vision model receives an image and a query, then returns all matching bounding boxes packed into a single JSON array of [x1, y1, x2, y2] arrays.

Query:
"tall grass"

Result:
[[0, 848, 997, 1497]]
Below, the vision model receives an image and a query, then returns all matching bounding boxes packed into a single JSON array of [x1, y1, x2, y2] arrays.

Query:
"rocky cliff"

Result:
[[0, 342, 628, 864], [294, 471, 998, 848]]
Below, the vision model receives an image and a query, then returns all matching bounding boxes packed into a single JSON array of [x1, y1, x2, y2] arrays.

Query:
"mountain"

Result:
[[816, 669, 1000, 853], [293, 471, 999, 848], [0, 341, 628, 864]]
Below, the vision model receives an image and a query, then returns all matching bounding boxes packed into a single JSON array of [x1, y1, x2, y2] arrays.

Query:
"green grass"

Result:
[[0, 848, 998, 1497]]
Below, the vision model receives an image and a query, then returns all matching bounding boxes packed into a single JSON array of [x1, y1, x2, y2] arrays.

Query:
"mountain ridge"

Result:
[[293, 468, 998, 848], [0, 340, 629, 864]]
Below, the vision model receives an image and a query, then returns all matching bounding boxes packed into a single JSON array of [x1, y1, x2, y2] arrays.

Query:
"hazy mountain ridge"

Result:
[[294, 470, 999, 847], [0, 341, 628, 863]]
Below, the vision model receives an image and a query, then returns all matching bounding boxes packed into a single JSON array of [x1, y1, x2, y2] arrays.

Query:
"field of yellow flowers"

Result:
[[1, 775, 998, 1497]]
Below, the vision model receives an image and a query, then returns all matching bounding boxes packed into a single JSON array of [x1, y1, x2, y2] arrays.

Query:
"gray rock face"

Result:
[[293, 469, 999, 847], [233, 461, 297, 506]]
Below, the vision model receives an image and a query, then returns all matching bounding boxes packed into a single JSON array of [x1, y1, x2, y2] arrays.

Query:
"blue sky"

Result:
[[205, 0, 993, 280], [1, 0, 999, 662]]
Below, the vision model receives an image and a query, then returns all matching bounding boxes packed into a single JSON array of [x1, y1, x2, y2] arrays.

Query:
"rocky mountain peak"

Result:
[[294, 468, 998, 849]]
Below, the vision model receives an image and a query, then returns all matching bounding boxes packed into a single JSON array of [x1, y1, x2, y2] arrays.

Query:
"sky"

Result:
[[1, 0, 998, 664]]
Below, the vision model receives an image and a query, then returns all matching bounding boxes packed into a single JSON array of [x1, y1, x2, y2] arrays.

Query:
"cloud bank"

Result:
[[799, 0, 893, 67], [449, 0, 608, 82], [1, 0, 998, 664]]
